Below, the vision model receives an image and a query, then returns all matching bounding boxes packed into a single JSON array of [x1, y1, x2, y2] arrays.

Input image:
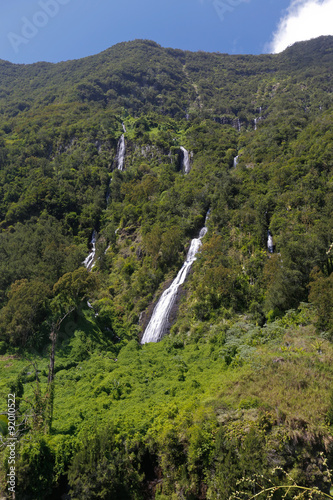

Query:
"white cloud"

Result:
[[268, 0, 333, 53]]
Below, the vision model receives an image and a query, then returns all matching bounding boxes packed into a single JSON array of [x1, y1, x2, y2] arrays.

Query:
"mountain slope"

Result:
[[0, 37, 333, 499]]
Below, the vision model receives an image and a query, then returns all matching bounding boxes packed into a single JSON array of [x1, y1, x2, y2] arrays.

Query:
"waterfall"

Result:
[[267, 230, 274, 253], [233, 155, 239, 168], [83, 230, 97, 270], [115, 135, 126, 171], [122, 122, 126, 133], [180, 146, 191, 174], [141, 223, 208, 344], [87, 300, 98, 317], [254, 107, 263, 130]]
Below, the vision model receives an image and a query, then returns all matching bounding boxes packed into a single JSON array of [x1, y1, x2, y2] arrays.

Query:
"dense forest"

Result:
[[0, 36, 333, 499]]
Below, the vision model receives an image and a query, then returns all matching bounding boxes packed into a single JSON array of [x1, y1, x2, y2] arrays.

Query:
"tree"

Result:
[[68, 427, 143, 500], [15, 436, 55, 500], [309, 268, 333, 336], [0, 279, 51, 346], [38, 268, 99, 432], [263, 255, 304, 316], [52, 267, 98, 315]]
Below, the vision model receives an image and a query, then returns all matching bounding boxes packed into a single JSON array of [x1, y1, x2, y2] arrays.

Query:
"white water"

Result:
[[267, 231, 274, 253], [83, 230, 97, 270], [122, 122, 127, 133], [233, 155, 239, 168], [254, 108, 263, 130], [87, 300, 98, 317], [141, 225, 208, 344], [116, 135, 126, 171], [180, 146, 191, 174]]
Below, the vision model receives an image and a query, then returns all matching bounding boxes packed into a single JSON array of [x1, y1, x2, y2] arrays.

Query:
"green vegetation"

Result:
[[0, 36, 333, 498]]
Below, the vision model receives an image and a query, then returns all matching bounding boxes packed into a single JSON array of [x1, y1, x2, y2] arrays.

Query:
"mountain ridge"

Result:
[[1, 34, 333, 66], [0, 35, 332, 127]]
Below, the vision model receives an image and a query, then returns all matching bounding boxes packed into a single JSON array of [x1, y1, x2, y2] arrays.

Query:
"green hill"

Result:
[[0, 36, 333, 499]]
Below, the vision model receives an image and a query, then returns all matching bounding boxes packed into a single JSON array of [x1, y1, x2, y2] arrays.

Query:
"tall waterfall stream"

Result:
[[141, 223, 208, 344], [83, 230, 97, 270], [116, 135, 126, 171], [180, 146, 191, 174]]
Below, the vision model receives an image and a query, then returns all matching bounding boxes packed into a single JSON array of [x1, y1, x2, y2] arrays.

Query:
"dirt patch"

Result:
[[0, 355, 20, 361]]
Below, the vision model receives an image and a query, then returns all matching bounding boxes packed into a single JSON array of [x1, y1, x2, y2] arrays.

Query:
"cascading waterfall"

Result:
[[83, 230, 97, 270], [122, 122, 126, 133], [267, 230, 274, 253], [116, 135, 126, 171], [87, 300, 99, 317], [233, 155, 239, 168], [254, 107, 263, 130], [141, 222, 208, 344], [180, 146, 191, 174]]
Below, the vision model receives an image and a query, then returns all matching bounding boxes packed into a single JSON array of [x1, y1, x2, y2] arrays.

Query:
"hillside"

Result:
[[0, 36, 333, 499]]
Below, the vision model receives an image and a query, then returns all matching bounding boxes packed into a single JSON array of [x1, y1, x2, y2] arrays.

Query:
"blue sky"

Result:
[[1, 0, 333, 64]]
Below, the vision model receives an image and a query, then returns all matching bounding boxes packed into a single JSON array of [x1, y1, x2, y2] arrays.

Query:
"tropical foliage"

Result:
[[0, 36, 333, 499]]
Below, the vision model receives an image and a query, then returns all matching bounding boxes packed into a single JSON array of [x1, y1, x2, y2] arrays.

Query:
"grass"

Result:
[[1, 314, 333, 500], [221, 327, 333, 429], [1, 316, 332, 449]]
